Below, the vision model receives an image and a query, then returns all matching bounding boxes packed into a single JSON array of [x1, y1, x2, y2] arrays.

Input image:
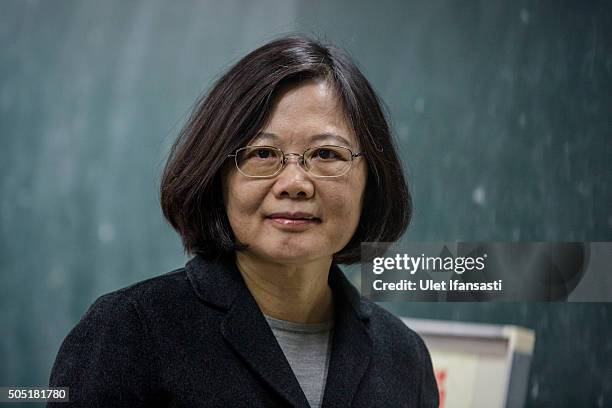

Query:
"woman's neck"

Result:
[[235, 252, 334, 324]]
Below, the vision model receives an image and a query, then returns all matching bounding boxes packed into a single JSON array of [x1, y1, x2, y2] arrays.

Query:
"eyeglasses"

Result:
[[227, 145, 365, 178]]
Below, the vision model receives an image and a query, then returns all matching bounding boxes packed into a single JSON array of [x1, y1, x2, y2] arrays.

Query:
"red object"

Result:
[[435, 369, 447, 408]]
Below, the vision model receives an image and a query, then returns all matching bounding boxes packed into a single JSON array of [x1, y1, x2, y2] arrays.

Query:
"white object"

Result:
[[401, 318, 535, 408]]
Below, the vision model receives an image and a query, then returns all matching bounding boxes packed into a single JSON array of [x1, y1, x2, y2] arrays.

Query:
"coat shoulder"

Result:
[[47, 270, 193, 406], [60, 267, 194, 347], [106, 267, 190, 301], [68, 266, 208, 348], [89, 267, 197, 317]]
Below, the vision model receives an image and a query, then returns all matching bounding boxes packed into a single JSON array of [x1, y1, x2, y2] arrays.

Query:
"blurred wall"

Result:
[[1, 0, 611, 406]]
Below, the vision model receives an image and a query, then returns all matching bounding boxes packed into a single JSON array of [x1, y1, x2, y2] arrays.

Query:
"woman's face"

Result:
[[223, 79, 367, 265]]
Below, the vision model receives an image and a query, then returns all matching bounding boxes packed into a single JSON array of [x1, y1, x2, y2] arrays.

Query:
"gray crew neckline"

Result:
[[264, 314, 334, 333]]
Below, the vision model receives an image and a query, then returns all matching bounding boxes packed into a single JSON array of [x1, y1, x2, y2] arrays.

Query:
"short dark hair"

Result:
[[160, 34, 411, 264]]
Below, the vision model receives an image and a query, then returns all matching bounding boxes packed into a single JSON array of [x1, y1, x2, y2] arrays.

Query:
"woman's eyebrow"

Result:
[[251, 132, 279, 144], [252, 131, 352, 147], [309, 132, 352, 147]]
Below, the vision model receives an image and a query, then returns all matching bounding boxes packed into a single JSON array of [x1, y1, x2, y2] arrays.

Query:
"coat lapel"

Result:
[[321, 264, 373, 407], [187, 256, 310, 407], [186, 256, 373, 408], [221, 283, 311, 407]]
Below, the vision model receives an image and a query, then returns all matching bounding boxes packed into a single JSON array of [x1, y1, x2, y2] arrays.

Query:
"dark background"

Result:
[[1, 1, 611, 406]]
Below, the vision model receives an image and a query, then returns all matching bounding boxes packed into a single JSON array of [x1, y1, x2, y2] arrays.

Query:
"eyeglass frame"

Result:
[[227, 144, 366, 178]]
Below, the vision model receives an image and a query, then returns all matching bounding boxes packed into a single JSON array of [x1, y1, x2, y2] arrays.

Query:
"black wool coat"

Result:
[[48, 255, 439, 407]]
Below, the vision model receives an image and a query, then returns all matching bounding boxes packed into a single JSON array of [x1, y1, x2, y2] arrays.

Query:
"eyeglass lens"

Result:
[[236, 146, 353, 177]]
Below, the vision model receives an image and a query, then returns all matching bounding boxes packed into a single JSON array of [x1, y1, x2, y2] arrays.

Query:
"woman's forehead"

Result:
[[243, 79, 359, 149]]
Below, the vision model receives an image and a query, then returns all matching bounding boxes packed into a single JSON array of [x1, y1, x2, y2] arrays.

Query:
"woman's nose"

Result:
[[271, 156, 314, 199]]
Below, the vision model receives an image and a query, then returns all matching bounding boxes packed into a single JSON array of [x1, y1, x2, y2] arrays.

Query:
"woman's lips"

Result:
[[268, 217, 320, 226], [265, 213, 321, 230]]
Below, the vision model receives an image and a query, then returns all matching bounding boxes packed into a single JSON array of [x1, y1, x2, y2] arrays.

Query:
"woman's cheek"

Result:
[[323, 191, 360, 240], [232, 183, 266, 214]]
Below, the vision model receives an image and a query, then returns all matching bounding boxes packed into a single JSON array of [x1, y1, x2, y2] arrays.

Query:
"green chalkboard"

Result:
[[1, 1, 610, 407]]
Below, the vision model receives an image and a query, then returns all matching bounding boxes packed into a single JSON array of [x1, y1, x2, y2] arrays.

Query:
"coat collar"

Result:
[[185, 255, 372, 320], [186, 255, 373, 407]]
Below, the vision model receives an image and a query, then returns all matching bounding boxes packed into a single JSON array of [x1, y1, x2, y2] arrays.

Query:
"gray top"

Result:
[[264, 314, 334, 408]]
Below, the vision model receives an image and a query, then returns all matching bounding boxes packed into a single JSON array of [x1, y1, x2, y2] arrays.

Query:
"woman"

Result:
[[48, 35, 439, 407]]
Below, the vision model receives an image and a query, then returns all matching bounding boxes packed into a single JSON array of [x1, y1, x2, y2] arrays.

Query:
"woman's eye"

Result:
[[255, 149, 271, 159], [247, 148, 274, 159], [315, 149, 338, 160]]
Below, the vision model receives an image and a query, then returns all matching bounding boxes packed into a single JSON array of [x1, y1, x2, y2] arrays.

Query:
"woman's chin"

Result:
[[251, 242, 331, 265]]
